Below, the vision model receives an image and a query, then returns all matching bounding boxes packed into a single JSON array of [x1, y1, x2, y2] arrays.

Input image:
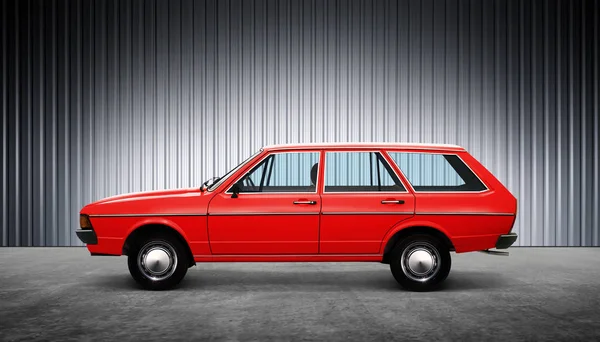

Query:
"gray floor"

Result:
[[0, 248, 599, 341]]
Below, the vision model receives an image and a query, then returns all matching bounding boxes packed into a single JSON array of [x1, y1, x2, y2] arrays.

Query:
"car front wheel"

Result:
[[127, 233, 189, 290], [389, 234, 451, 291]]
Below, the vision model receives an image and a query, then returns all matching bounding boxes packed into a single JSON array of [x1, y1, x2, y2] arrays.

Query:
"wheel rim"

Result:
[[400, 241, 441, 282], [137, 240, 178, 281]]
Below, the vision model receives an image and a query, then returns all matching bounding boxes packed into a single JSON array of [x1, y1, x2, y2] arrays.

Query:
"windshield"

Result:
[[207, 149, 263, 191]]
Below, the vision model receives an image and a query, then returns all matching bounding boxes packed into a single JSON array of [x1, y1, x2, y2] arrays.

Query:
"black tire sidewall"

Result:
[[390, 234, 451, 291], [127, 233, 189, 291]]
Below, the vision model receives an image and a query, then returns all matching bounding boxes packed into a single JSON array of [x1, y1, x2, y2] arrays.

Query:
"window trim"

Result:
[[322, 150, 410, 194], [386, 151, 490, 194], [224, 151, 322, 195]]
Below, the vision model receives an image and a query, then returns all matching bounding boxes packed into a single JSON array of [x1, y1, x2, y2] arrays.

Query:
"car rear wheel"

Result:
[[389, 234, 451, 291], [127, 233, 189, 290]]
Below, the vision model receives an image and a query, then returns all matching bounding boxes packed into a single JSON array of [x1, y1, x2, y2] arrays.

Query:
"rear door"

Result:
[[319, 151, 415, 254]]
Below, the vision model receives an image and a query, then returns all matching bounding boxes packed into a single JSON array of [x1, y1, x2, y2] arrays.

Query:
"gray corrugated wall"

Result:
[[1, 0, 598, 247]]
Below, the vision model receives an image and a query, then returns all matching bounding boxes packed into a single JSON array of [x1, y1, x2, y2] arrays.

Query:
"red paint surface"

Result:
[[319, 193, 415, 254], [207, 192, 321, 254], [80, 144, 518, 260]]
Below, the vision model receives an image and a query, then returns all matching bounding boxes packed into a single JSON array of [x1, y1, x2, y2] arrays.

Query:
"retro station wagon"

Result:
[[77, 143, 518, 291]]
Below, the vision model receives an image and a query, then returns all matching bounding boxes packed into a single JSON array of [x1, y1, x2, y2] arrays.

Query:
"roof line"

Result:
[[263, 142, 465, 151]]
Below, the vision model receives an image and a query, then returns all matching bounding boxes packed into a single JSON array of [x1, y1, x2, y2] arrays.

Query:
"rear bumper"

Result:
[[495, 233, 518, 249], [75, 229, 98, 245]]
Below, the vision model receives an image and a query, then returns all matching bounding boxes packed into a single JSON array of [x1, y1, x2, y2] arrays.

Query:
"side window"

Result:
[[388, 152, 487, 192], [324, 152, 406, 192], [233, 152, 320, 193]]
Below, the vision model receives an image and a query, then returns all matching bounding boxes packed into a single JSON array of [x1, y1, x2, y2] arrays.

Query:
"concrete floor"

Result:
[[0, 248, 599, 341]]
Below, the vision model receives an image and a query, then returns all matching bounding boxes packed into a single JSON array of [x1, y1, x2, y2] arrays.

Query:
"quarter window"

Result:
[[324, 152, 406, 192], [233, 152, 320, 193], [388, 152, 487, 192]]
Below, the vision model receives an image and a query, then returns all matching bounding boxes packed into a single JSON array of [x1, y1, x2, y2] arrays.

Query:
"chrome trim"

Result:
[[322, 211, 414, 215], [209, 212, 319, 216], [415, 212, 515, 216], [293, 200, 317, 205], [381, 200, 404, 204], [89, 211, 512, 217], [88, 213, 207, 217]]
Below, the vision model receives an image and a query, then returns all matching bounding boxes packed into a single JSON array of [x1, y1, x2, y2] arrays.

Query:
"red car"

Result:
[[77, 143, 518, 291]]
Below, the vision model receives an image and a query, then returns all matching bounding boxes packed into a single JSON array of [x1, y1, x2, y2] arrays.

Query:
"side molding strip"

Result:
[[89, 212, 514, 217], [88, 213, 207, 217], [415, 212, 515, 216], [322, 212, 414, 215], [209, 212, 319, 216]]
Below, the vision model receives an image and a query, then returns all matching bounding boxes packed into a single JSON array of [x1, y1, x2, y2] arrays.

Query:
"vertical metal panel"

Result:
[[1, 0, 7, 246], [0, 0, 599, 246]]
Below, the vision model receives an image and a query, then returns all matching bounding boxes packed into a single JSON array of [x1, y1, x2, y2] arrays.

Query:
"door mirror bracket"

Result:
[[230, 183, 241, 198]]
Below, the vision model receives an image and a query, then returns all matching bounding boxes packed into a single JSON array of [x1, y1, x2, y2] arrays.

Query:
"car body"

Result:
[[77, 142, 518, 291]]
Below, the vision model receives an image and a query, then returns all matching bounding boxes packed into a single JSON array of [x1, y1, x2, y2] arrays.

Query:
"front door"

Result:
[[208, 151, 322, 254], [319, 151, 415, 254]]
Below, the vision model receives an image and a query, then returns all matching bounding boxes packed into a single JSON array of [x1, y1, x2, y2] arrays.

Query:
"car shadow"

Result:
[[438, 270, 513, 291], [86, 267, 512, 292]]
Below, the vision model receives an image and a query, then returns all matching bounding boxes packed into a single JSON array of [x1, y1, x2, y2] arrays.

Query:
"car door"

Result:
[[319, 150, 415, 254], [208, 151, 322, 255]]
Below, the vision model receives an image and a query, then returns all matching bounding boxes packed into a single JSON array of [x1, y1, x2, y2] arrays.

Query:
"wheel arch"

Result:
[[122, 222, 195, 267], [380, 223, 455, 264]]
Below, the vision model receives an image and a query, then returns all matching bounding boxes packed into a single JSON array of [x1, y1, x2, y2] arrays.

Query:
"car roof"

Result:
[[263, 142, 465, 152]]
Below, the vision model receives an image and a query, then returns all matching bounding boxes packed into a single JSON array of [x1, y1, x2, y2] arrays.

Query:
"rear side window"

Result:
[[388, 152, 487, 192], [324, 152, 406, 192]]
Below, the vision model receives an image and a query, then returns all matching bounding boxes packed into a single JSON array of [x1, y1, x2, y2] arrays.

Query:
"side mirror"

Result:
[[230, 183, 241, 198]]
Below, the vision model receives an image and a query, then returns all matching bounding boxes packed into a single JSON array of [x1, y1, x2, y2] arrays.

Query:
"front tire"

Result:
[[127, 233, 189, 290], [389, 234, 451, 291]]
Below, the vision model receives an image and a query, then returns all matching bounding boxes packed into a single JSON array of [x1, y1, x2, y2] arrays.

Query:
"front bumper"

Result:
[[495, 233, 518, 249], [76, 229, 98, 245]]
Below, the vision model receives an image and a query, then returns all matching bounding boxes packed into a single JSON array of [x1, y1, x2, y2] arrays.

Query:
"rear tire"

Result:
[[127, 232, 189, 290], [389, 234, 451, 291]]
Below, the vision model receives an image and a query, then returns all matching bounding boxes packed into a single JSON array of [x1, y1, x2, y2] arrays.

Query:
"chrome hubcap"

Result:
[[407, 250, 434, 275], [138, 241, 178, 281], [400, 242, 440, 282], [145, 248, 171, 274]]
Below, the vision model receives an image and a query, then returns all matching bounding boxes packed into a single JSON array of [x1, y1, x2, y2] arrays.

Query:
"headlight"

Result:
[[80, 214, 93, 229]]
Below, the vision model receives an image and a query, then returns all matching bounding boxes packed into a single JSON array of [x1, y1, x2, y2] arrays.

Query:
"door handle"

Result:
[[381, 200, 405, 204], [293, 200, 317, 205]]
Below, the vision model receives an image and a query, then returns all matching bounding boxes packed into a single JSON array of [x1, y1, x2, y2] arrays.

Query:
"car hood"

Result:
[[90, 188, 199, 205], [80, 187, 212, 216]]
